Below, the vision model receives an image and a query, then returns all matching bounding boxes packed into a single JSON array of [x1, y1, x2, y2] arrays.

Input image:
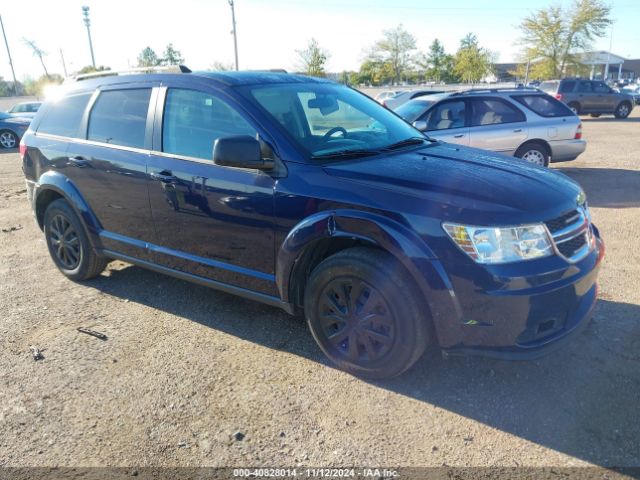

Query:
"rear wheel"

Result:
[[304, 247, 430, 379], [589, 113, 601, 118], [567, 102, 580, 115], [44, 199, 108, 281], [515, 141, 550, 167], [0, 130, 18, 149], [614, 102, 632, 119]]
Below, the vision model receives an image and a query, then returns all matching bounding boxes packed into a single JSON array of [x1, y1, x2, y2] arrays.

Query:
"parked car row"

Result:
[[0, 102, 42, 149]]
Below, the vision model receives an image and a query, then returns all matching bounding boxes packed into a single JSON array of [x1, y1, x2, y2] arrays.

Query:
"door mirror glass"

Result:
[[213, 135, 273, 170]]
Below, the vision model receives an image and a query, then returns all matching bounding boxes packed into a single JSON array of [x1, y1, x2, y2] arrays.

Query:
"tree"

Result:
[[137, 47, 160, 68], [518, 0, 612, 79], [296, 38, 329, 77], [371, 25, 417, 84], [23, 39, 49, 78], [418, 39, 457, 83], [77, 65, 110, 75], [211, 61, 234, 71], [161, 44, 184, 66], [454, 33, 494, 84], [22, 74, 63, 97]]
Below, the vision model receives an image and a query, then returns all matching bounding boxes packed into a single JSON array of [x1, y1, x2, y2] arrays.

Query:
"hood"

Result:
[[323, 142, 583, 222]]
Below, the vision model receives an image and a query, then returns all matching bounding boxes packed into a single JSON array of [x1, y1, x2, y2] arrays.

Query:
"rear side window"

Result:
[[559, 81, 577, 93], [470, 98, 525, 126], [162, 88, 256, 160], [511, 95, 573, 117], [593, 81, 610, 93], [37, 93, 92, 137], [88, 89, 151, 148]]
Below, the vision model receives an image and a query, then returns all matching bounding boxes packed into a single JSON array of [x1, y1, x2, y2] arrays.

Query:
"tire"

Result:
[[614, 102, 632, 119], [567, 102, 580, 115], [515, 141, 550, 167], [589, 113, 601, 118], [43, 199, 108, 281], [0, 130, 18, 149], [304, 247, 430, 379]]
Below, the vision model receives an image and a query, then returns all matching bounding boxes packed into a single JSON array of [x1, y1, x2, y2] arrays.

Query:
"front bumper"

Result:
[[550, 139, 586, 162], [437, 231, 604, 360]]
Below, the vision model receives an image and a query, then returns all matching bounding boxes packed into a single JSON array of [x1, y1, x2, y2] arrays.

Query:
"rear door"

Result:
[[64, 84, 156, 259], [467, 97, 528, 156], [592, 81, 617, 111], [576, 80, 597, 111], [146, 85, 277, 295], [419, 99, 470, 146]]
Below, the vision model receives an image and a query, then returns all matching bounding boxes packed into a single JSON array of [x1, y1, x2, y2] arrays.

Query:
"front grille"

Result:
[[544, 208, 592, 262]]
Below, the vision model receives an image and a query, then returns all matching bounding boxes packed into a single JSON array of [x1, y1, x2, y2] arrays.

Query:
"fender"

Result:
[[276, 209, 463, 345], [35, 170, 103, 249]]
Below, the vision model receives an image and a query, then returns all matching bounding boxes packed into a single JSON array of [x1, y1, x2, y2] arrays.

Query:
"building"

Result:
[[580, 51, 634, 81]]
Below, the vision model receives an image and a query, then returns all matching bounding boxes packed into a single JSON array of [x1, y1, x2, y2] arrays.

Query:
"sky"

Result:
[[1, 0, 639, 82]]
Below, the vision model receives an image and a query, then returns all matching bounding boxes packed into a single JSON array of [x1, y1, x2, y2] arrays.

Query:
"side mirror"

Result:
[[213, 135, 274, 170], [412, 120, 427, 132]]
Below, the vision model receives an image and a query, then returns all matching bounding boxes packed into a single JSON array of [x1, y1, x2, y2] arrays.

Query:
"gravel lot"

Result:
[[1, 110, 639, 471]]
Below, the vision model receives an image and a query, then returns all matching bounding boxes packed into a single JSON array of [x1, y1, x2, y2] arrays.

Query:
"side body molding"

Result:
[[276, 209, 464, 346]]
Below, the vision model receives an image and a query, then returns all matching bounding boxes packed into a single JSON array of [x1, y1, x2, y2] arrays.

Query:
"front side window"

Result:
[[162, 89, 257, 160], [559, 81, 576, 93], [423, 100, 466, 131], [511, 94, 573, 117], [395, 99, 436, 123], [593, 81, 610, 93], [88, 89, 151, 148], [244, 83, 422, 158], [37, 93, 92, 138], [470, 98, 525, 126], [578, 81, 592, 93]]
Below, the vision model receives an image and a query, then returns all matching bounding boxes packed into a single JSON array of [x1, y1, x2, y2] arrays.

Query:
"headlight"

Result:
[[443, 223, 553, 264]]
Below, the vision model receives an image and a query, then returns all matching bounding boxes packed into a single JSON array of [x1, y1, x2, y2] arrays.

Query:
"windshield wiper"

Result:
[[312, 149, 381, 160], [382, 136, 431, 151]]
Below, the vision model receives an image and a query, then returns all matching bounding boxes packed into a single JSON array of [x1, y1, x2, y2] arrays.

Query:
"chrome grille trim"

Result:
[[544, 207, 593, 263]]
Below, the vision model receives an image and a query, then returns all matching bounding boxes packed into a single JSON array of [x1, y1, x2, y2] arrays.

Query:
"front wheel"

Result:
[[614, 102, 632, 119], [515, 142, 550, 167], [0, 130, 18, 149], [304, 247, 430, 379], [44, 199, 108, 281]]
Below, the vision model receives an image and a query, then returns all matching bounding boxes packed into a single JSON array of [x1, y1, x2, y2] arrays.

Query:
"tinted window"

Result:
[[37, 93, 92, 137], [511, 95, 573, 117], [162, 89, 256, 160], [88, 89, 151, 148], [577, 81, 592, 93], [593, 81, 610, 93], [559, 81, 577, 93], [424, 100, 466, 131], [470, 98, 525, 126]]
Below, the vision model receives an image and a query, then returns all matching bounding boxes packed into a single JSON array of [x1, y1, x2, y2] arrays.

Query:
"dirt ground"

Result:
[[0, 110, 639, 471]]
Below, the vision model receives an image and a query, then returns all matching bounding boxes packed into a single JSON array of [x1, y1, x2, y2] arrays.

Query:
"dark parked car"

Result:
[[540, 78, 635, 118], [7, 101, 42, 119], [21, 70, 604, 378], [0, 111, 30, 149]]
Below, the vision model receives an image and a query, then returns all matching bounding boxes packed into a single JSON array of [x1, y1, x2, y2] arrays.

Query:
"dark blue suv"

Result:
[[21, 70, 604, 378]]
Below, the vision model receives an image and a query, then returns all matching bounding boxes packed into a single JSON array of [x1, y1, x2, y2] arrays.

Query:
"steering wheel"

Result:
[[323, 127, 347, 140]]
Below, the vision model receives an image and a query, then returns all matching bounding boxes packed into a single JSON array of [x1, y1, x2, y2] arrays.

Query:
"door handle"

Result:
[[150, 171, 177, 183], [453, 134, 465, 138], [513, 128, 522, 133], [68, 156, 89, 167]]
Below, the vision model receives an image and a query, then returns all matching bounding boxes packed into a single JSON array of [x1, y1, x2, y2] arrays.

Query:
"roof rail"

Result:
[[450, 86, 541, 96], [66, 64, 192, 82]]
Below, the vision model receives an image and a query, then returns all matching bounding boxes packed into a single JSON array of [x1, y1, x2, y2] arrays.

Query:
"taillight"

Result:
[[555, 94, 563, 101], [19, 140, 27, 159], [574, 123, 582, 139]]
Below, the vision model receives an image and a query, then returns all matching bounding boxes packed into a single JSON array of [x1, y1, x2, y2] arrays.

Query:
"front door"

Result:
[[146, 87, 276, 295], [421, 99, 470, 146]]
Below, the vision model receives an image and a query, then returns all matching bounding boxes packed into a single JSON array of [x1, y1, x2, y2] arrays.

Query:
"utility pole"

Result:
[[0, 15, 19, 95], [604, 26, 613, 80], [82, 6, 96, 68], [228, 0, 239, 70], [59, 48, 68, 77]]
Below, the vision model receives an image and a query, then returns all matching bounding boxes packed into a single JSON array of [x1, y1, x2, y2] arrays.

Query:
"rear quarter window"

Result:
[[511, 94, 574, 118], [37, 93, 92, 137]]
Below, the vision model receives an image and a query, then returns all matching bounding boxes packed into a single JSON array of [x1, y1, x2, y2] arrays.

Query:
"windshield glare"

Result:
[[395, 100, 436, 123], [244, 83, 421, 157]]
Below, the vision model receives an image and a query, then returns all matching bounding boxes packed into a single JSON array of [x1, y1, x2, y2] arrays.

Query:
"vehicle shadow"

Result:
[[556, 167, 640, 208], [86, 264, 640, 468]]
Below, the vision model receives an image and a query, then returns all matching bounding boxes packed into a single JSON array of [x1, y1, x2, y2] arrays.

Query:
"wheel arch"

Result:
[[516, 138, 551, 161]]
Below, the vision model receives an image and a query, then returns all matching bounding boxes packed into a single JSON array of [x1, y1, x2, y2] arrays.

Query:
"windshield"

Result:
[[243, 83, 422, 158], [395, 99, 436, 123]]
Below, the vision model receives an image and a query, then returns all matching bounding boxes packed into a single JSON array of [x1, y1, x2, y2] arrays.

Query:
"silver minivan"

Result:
[[393, 88, 586, 167]]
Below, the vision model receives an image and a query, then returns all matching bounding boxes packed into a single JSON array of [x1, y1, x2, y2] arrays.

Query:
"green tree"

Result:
[[454, 33, 494, 84], [418, 39, 457, 83], [518, 0, 611, 79], [137, 47, 160, 68], [23, 74, 63, 97], [23, 38, 49, 78], [296, 38, 329, 77], [77, 65, 110, 74], [161, 43, 184, 66], [370, 25, 417, 84]]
